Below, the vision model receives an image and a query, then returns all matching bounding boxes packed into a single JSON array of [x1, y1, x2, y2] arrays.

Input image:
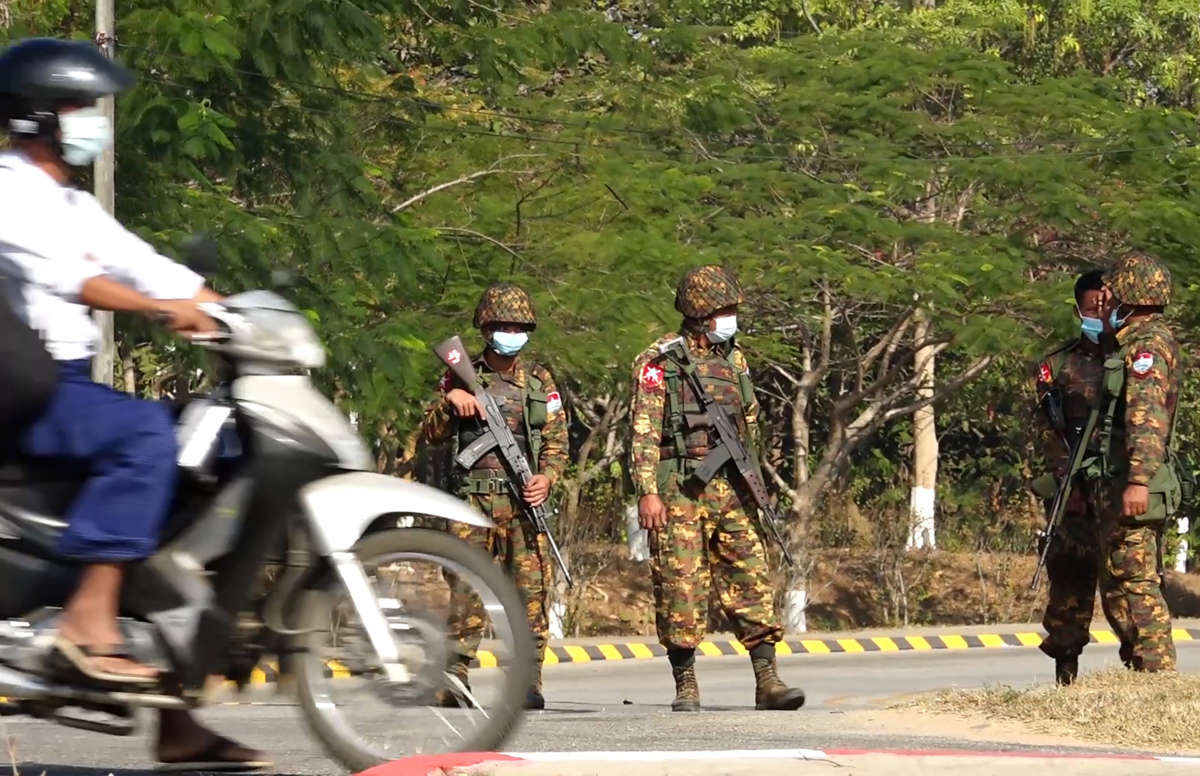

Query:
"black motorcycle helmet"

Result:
[[0, 38, 134, 139]]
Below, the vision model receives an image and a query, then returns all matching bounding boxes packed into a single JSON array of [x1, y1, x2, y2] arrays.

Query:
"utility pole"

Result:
[[91, 0, 116, 386]]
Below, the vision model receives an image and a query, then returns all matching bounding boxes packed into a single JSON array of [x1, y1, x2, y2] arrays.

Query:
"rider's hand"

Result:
[[523, 474, 552, 507], [1122, 483, 1150, 518], [638, 494, 667, 531], [153, 300, 217, 335], [445, 388, 485, 419]]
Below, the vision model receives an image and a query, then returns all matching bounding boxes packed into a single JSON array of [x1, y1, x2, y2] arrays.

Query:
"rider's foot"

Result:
[[57, 563, 159, 683], [156, 710, 271, 771]]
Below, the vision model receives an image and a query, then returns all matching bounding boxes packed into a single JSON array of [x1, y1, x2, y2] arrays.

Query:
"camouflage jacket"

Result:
[[1033, 337, 1105, 476], [628, 330, 759, 497], [1111, 314, 1181, 485], [419, 352, 569, 486]]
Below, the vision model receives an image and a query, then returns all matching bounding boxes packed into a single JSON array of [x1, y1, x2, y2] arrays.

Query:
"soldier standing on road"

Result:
[[419, 283, 568, 709], [1095, 252, 1181, 672], [628, 265, 805, 712], [1032, 270, 1106, 685]]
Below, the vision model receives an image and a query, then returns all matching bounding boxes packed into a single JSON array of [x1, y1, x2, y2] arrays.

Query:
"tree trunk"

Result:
[[908, 311, 938, 550]]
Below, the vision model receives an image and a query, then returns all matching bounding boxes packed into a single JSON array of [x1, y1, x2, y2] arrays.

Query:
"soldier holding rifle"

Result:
[[420, 283, 568, 710]]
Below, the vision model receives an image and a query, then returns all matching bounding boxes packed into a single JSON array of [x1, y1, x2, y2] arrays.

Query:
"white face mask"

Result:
[[58, 106, 113, 166], [706, 314, 738, 343]]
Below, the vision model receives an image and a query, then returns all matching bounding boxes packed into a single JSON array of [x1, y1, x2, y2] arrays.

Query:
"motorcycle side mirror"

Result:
[[181, 233, 220, 277], [270, 269, 296, 291]]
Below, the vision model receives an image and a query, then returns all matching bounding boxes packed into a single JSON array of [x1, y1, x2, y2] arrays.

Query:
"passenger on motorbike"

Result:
[[0, 38, 267, 769]]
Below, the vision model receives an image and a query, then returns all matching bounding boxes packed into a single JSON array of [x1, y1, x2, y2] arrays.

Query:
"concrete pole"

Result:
[[91, 2, 117, 386]]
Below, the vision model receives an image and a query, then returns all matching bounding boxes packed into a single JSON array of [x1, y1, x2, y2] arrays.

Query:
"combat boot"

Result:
[[1055, 657, 1078, 686], [751, 645, 805, 711], [525, 661, 545, 710], [668, 648, 700, 712], [671, 664, 701, 712], [434, 655, 471, 708]]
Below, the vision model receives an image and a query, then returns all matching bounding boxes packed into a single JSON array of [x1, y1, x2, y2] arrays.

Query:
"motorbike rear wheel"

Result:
[[294, 528, 534, 772]]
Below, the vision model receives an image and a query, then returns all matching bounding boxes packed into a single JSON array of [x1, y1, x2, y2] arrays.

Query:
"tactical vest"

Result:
[[453, 364, 549, 494], [1099, 341, 1186, 523], [656, 341, 755, 489]]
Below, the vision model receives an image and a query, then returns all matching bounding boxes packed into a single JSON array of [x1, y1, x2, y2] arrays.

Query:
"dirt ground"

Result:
[[564, 546, 1200, 635]]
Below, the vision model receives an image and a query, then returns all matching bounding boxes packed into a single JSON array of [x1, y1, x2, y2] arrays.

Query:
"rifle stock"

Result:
[[434, 335, 574, 587]]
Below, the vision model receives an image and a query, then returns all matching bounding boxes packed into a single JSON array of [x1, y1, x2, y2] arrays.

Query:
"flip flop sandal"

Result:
[[52, 636, 159, 686], [156, 737, 273, 773]]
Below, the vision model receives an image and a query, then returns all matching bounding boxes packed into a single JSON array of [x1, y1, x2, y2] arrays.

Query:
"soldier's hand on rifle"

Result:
[[639, 494, 667, 531], [445, 388, 485, 419], [1122, 483, 1149, 518], [523, 474, 551, 507]]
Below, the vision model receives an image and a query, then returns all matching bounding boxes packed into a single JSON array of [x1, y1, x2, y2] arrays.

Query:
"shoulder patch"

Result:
[[640, 362, 665, 390], [1132, 352, 1155, 378], [546, 390, 562, 414], [1037, 362, 1053, 384]]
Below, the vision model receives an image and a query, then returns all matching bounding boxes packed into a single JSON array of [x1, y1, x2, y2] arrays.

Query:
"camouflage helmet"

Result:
[[1103, 252, 1172, 307], [473, 283, 537, 329], [674, 264, 744, 319]]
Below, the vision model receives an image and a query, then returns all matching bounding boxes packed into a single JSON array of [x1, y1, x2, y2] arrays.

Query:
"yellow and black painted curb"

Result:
[[235, 627, 1200, 683]]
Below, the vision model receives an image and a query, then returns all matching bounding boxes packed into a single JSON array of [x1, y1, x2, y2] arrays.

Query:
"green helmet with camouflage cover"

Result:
[[1103, 252, 1172, 307], [473, 283, 537, 329], [674, 264, 744, 319]]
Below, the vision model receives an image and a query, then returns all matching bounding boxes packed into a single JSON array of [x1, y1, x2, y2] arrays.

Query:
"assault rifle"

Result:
[[1030, 377, 1099, 591], [434, 335, 573, 587], [658, 338, 795, 567]]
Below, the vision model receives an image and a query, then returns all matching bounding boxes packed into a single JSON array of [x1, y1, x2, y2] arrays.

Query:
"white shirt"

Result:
[[0, 150, 204, 362]]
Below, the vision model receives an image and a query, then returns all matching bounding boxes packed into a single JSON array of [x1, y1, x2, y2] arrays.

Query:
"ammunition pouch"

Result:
[[456, 470, 512, 497], [1031, 473, 1058, 501], [1134, 463, 1182, 525]]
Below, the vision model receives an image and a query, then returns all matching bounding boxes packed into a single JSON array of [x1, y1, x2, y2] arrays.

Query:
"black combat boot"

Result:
[[668, 648, 700, 712], [1055, 656, 1078, 686], [434, 655, 471, 708], [750, 643, 805, 710], [525, 661, 545, 710]]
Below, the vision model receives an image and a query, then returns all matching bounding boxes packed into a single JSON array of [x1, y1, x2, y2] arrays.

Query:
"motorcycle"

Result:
[[0, 286, 535, 772]]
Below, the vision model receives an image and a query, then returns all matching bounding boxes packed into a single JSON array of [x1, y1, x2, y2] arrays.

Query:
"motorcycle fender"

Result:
[[298, 472, 492, 555]]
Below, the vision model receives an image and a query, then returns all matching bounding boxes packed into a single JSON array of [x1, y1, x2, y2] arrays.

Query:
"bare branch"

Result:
[[880, 355, 994, 423], [392, 164, 537, 212], [762, 458, 799, 503], [434, 227, 524, 261]]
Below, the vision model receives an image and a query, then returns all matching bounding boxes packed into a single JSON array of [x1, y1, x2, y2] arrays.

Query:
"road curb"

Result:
[[354, 747, 1200, 775], [229, 626, 1200, 684]]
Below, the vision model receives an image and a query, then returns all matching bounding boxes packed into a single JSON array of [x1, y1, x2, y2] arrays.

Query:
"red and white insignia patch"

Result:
[[437, 371, 451, 391], [1132, 352, 1155, 377], [546, 391, 562, 413], [640, 363, 665, 389], [446, 348, 462, 365], [1037, 362, 1053, 384]]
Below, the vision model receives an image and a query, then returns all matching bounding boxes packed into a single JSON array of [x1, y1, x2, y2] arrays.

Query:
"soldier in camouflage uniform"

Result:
[[1094, 252, 1181, 672], [629, 265, 805, 712], [419, 283, 569, 709], [1032, 270, 1106, 685]]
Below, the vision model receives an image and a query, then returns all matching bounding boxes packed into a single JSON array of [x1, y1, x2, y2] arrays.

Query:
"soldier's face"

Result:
[[1076, 289, 1103, 319]]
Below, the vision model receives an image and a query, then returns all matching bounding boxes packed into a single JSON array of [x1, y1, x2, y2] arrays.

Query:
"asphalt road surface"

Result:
[[9, 639, 1199, 775]]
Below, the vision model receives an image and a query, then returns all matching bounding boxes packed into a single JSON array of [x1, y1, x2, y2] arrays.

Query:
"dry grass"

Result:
[[906, 668, 1200, 751]]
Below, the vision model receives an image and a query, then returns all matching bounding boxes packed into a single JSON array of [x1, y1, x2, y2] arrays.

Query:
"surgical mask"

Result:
[[490, 331, 528, 356], [1078, 309, 1104, 344], [1109, 306, 1132, 331], [58, 106, 113, 166], [706, 314, 738, 344]]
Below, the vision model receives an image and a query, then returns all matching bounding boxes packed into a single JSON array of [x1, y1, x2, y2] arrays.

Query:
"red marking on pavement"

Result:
[[358, 752, 522, 776]]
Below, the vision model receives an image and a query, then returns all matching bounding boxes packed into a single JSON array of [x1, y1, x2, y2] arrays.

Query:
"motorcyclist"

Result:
[[0, 38, 267, 769]]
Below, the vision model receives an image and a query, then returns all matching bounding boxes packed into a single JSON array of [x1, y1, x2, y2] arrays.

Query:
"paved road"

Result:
[[10, 641, 1199, 775]]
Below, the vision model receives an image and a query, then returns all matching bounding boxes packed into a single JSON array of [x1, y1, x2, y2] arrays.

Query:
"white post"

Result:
[[1176, 517, 1190, 573], [625, 502, 649, 562], [783, 588, 807, 633], [91, 4, 117, 386]]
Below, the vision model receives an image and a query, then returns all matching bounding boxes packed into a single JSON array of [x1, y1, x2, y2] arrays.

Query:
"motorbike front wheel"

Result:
[[294, 528, 535, 772]]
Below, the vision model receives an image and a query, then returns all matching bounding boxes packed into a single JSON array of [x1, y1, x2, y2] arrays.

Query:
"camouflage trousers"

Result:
[[1097, 483, 1176, 672], [446, 490, 551, 667], [1039, 502, 1100, 661], [648, 471, 782, 651]]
